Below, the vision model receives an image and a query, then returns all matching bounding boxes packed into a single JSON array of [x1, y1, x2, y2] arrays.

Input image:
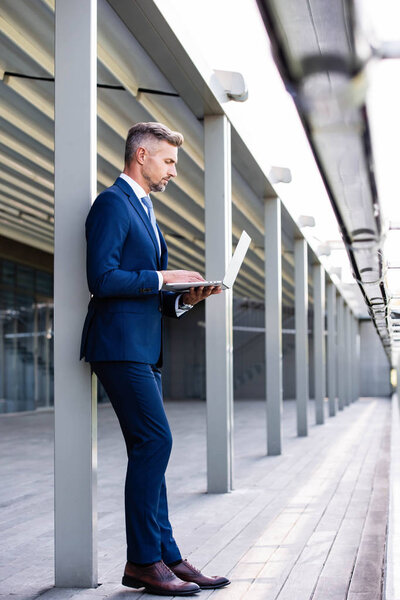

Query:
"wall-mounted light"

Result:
[[213, 70, 248, 102], [316, 243, 331, 257], [268, 166, 292, 184], [297, 215, 316, 228]]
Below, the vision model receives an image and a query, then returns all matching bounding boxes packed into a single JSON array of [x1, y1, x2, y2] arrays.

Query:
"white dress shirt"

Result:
[[118, 173, 192, 316]]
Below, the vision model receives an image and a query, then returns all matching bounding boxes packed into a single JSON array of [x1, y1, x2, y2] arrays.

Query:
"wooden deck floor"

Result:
[[0, 397, 391, 600]]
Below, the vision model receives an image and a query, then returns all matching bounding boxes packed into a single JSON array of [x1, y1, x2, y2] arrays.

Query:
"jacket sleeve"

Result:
[[86, 192, 159, 298], [161, 291, 181, 318]]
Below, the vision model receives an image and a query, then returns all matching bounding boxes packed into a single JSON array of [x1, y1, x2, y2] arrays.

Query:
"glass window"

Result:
[[16, 264, 34, 290], [1, 290, 14, 309], [35, 270, 53, 296], [1, 260, 15, 285], [0, 258, 54, 413]]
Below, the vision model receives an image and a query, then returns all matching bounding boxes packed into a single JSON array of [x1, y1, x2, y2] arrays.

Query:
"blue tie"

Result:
[[141, 195, 161, 256]]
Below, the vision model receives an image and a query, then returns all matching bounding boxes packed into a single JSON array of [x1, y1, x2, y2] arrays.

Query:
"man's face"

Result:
[[141, 140, 178, 192]]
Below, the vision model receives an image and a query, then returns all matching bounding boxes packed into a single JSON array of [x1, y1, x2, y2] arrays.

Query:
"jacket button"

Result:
[[158, 306, 162, 312]]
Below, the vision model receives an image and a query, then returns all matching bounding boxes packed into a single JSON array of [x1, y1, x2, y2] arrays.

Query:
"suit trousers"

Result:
[[91, 361, 182, 565]]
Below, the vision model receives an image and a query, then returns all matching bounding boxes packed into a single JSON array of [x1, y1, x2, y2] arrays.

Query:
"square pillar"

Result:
[[204, 115, 233, 493], [264, 197, 283, 455], [326, 282, 337, 416], [352, 315, 360, 402], [345, 305, 352, 406], [295, 238, 309, 436], [313, 264, 326, 425], [337, 295, 346, 410], [354, 316, 360, 401], [54, 0, 97, 587], [397, 355, 400, 405]]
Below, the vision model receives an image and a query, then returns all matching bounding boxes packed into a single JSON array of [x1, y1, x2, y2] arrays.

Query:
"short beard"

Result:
[[150, 181, 166, 192], [143, 172, 167, 193]]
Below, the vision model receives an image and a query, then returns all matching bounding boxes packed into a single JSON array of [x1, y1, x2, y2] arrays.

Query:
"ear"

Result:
[[136, 146, 146, 165]]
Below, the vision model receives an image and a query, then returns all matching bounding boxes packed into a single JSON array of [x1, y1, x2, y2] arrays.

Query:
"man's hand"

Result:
[[161, 270, 204, 284], [182, 285, 222, 306]]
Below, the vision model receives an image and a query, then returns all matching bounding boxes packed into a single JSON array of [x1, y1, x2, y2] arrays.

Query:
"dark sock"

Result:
[[130, 561, 156, 567], [168, 559, 183, 567]]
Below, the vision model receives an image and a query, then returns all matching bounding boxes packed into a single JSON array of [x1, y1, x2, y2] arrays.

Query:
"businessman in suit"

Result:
[[80, 122, 230, 596]]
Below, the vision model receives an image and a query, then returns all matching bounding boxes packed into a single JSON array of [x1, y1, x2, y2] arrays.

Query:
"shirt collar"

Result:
[[119, 173, 147, 201]]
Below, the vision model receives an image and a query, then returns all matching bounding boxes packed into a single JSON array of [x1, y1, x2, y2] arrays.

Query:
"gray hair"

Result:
[[124, 122, 184, 165]]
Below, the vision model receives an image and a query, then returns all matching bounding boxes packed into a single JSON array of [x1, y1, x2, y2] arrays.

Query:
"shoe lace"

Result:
[[184, 559, 202, 575], [159, 561, 175, 579]]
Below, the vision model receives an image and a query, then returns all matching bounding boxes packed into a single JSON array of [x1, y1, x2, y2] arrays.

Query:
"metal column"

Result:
[[204, 115, 233, 493], [350, 314, 355, 402], [54, 0, 97, 587], [397, 355, 400, 405], [337, 296, 345, 411], [265, 197, 283, 455], [354, 317, 360, 401], [352, 316, 360, 402], [44, 306, 51, 407], [313, 264, 325, 425], [33, 305, 39, 407], [326, 282, 337, 416], [295, 238, 309, 436], [0, 316, 4, 405], [345, 305, 352, 406]]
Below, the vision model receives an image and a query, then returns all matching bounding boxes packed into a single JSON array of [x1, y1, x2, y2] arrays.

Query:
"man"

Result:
[[80, 122, 230, 596]]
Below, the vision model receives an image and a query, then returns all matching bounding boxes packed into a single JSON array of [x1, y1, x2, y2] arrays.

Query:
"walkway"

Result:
[[0, 397, 391, 600]]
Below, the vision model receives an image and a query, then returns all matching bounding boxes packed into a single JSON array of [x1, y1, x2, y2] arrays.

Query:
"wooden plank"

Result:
[[346, 411, 390, 599], [0, 398, 391, 600]]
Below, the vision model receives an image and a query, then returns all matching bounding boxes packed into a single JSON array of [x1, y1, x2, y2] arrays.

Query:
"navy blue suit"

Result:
[[80, 177, 178, 364], [80, 177, 182, 564]]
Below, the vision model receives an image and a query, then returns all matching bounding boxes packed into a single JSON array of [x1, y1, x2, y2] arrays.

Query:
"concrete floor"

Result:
[[0, 397, 391, 600]]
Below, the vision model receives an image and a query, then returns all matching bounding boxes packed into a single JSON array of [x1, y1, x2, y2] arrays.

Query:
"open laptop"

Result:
[[163, 230, 251, 292]]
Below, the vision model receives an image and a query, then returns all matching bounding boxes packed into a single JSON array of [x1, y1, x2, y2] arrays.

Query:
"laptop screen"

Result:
[[223, 231, 251, 288]]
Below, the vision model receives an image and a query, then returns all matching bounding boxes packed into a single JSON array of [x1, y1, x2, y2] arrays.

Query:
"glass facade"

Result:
[[0, 256, 300, 411], [0, 258, 54, 413]]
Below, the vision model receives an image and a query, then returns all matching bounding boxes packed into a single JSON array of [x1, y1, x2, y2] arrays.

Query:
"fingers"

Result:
[[186, 271, 205, 282], [211, 285, 222, 295], [193, 286, 206, 301], [162, 270, 205, 284], [199, 285, 220, 296], [196, 285, 219, 300], [183, 285, 222, 306]]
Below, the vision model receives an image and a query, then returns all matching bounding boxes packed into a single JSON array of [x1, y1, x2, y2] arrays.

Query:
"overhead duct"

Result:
[[256, 0, 392, 360]]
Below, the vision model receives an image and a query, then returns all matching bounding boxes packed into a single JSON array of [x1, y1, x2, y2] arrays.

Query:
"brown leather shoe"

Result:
[[169, 559, 231, 590], [122, 560, 200, 596]]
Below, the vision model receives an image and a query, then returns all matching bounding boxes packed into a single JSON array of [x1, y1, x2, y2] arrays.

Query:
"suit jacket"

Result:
[[80, 177, 179, 363]]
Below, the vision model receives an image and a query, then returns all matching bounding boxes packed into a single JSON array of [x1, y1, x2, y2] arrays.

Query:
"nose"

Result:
[[169, 164, 177, 178]]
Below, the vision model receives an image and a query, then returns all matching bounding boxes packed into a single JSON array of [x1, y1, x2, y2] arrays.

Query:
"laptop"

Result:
[[163, 230, 251, 292]]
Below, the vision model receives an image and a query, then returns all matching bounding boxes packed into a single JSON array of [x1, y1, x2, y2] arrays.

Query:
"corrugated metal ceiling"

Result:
[[0, 0, 322, 306]]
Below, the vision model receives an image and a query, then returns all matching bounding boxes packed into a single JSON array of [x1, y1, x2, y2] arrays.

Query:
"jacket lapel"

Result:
[[114, 177, 161, 266]]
